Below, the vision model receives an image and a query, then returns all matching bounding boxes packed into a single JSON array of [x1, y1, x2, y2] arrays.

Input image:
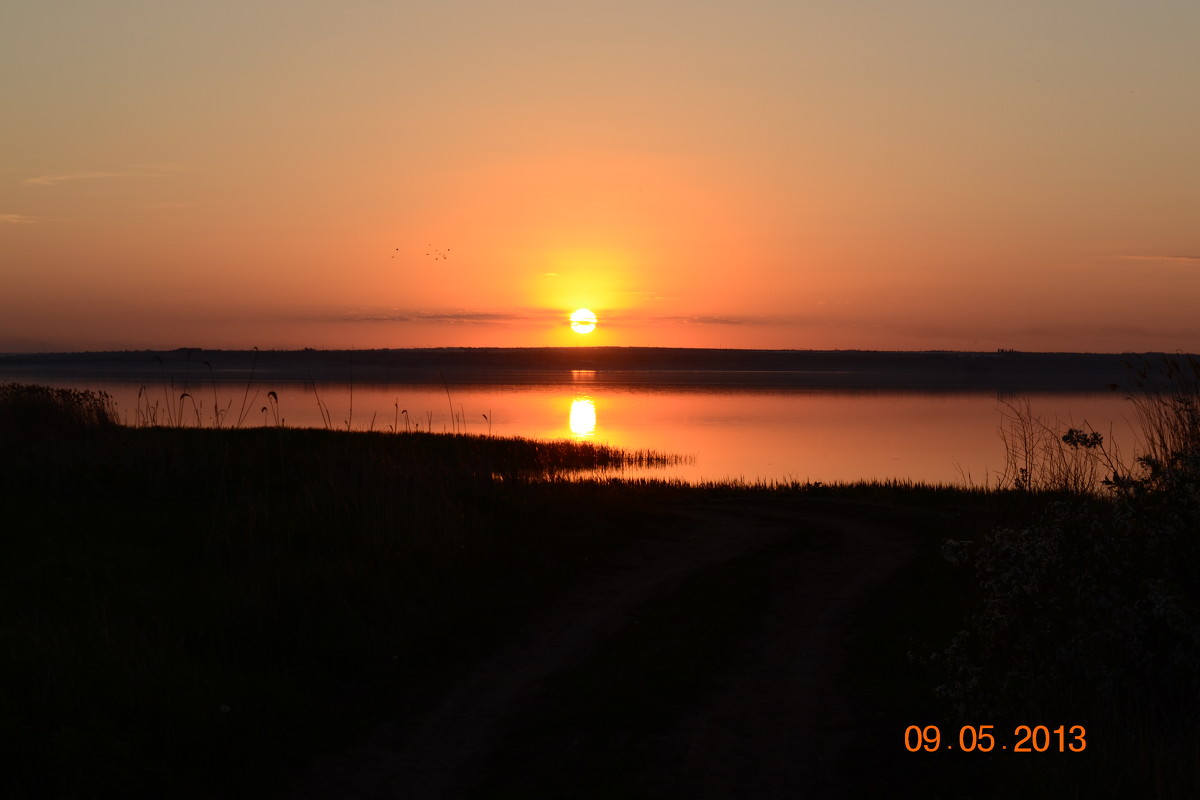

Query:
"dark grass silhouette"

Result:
[[0, 385, 684, 797], [0, 382, 118, 432], [929, 355, 1200, 798], [3, 370, 1199, 798]]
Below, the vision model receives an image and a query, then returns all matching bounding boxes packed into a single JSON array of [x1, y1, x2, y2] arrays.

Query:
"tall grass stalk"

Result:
[[309, 377, 333, 430], [1122, 354, 1200, 491], [234, 346, 260, 428], [994, 398, 1124, 494]]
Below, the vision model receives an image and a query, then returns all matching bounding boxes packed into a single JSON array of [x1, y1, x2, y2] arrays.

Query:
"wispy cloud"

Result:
[[659, 314, 753, 326], [608, 311, 786, 327], [339, 308, 778, 327], [1115, 254, 1200, 264], [25, 170, 144, 185], [23, 164, 191, 187], [342, 310, 529, 324], [0, 213, 36, 224], [337, 307, 802, 329]]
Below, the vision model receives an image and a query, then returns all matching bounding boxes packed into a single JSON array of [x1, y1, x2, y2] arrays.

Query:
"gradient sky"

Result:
[[3, 0, 1198, 352]]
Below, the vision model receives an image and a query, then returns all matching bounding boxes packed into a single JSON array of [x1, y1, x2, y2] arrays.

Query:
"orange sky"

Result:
[[3, 1, 1199, 352]]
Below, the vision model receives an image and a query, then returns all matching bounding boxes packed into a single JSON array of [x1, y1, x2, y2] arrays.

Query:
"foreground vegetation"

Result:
[[2, 363, 1198, 797], [1, 384, 692, 797], [909, 355, 1200, 797]]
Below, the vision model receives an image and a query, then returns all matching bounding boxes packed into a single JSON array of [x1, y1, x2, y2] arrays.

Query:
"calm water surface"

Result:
[[34, 376, 1143, 486]]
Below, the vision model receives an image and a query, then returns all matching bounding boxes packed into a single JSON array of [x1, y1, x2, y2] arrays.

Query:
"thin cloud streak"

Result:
[[1115, 254, 1200, 264], [339, 308, 782, 327], [655, 315, 751, 326], [24, 171, 150, 186], [0, 213, 36, 224], [341, 310, 528, 324], [23, 164, 191, 187], [608, 311, 787, 327]]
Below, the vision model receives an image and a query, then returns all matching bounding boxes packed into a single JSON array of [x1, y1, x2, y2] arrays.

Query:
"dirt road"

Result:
[[292, 496, 933, 799]]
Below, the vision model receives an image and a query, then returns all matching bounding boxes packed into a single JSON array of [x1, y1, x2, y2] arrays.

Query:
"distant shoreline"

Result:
[[0, 347, 1188, 392]]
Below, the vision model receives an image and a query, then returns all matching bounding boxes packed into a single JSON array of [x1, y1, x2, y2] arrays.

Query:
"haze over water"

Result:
[[1, 347, 1159, 483], [8, 375, 1138, 486]]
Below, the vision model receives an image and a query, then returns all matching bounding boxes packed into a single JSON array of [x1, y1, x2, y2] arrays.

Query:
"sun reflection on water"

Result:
[[569, 396, 597, 437]]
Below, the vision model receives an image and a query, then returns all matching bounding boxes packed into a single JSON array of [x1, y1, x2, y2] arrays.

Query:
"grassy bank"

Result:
[[1, 385, 691, 797], [3, 376, 1198, 797]]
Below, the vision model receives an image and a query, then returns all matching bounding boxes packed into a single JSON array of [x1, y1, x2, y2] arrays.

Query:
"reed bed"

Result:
[[0, 381, 118, 431]]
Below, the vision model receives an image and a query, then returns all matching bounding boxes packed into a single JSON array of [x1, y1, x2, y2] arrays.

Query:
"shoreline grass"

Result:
[[0, 385, 699, 797]]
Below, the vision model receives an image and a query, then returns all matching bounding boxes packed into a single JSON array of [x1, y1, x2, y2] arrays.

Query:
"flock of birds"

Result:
[[391, 246, 450, 261]]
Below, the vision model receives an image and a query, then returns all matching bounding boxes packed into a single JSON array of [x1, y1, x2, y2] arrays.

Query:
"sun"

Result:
[[569, 308, 597, 334]]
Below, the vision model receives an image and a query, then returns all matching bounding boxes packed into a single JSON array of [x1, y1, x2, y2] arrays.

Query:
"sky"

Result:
[[2, 0, 1199, 353]]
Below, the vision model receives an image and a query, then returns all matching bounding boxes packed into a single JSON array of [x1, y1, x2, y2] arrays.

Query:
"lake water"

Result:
[[19, 375, 1143, 486]]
